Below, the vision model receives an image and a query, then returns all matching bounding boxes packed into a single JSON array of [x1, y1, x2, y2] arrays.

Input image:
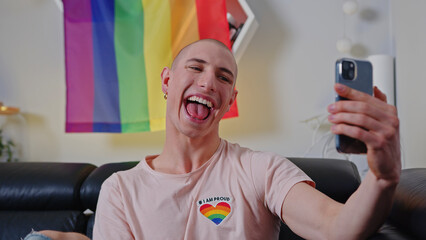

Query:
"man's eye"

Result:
[[189, 66, 202, 71], [219, 76, 231, 83]]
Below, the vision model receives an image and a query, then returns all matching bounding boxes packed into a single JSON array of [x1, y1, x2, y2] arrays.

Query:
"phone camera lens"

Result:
[[342, 60, 355, 80], [343, 61, 350, 70]]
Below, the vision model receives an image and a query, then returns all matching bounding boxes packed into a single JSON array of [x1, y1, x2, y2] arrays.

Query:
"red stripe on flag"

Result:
[[195, 0, 238, 119], [195, 0, 231, 49], [223, 97, 239, 118]]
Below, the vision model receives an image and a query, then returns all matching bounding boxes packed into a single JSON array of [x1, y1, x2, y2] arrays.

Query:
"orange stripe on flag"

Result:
[[169, 0, 200, 59]]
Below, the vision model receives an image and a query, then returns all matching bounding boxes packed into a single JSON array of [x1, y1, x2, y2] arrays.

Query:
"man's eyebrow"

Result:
[[186, 58, 234, 78], [218, 67, 234, 78], [187, 58, 207, 64]]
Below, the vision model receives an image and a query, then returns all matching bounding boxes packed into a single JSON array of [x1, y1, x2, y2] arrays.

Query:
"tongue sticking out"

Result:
[[186, 102, 210, 120]]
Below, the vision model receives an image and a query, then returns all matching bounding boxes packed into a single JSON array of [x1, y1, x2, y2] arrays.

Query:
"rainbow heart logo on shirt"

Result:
[[199, 202, 231, 225]]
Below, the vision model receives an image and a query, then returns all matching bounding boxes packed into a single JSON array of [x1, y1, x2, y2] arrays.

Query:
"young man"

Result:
[[93, 39, 401, 239]]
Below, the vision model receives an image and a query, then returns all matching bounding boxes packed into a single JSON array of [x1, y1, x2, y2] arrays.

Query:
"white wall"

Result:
[[219, 0, 395, 177], [392, 0, 426, 169], [1, 0, 421, 171]]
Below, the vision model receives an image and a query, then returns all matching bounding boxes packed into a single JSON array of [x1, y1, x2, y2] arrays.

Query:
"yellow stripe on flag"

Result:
[[142, 0, 173, 131], [169, 0, 199, 58]]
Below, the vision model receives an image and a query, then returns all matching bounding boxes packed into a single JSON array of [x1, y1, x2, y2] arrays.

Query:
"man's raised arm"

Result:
[[281, 83, 400, 240]]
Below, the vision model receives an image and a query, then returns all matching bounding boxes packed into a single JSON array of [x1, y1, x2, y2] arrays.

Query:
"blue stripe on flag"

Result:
[[91, 0, 121, 130]]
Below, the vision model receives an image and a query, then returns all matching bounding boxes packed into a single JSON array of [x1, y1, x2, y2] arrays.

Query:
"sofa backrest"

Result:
[[80, 162, 139, 212], [289, 158, 361, 203], [79, 158, 361, 213], [0, 162, 96, 211], [0, 158, 361, 240], [0, 162, 96, 240]]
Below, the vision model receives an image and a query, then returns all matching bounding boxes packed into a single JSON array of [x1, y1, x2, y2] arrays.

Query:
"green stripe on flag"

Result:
[[115, 0, 150, 132]]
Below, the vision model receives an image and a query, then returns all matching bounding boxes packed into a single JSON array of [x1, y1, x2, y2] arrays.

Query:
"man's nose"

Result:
[[198, 71, 216, 92]]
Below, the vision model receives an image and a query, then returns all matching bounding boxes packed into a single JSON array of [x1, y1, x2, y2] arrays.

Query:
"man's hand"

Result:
[[327, 83, 401, 183]]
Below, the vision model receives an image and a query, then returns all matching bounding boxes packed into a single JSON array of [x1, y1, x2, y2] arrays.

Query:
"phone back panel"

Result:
[[335, 58, 373, 153], [335, 59, 373, 96]]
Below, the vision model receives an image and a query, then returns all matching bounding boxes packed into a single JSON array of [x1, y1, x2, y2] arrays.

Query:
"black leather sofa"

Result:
[[0, 158, 424, 240]]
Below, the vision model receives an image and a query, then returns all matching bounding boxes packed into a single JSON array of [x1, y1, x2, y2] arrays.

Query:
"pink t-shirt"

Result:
[[93, 140, 314, 240]]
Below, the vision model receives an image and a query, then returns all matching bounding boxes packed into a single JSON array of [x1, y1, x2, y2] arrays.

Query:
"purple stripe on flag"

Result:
[[64, 0, 95, 132], [91, 0, 121, 130], [66, 123, 95, 132]]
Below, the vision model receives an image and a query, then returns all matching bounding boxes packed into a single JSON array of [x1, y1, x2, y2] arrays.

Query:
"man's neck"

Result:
[[150, 130, 221, 175]]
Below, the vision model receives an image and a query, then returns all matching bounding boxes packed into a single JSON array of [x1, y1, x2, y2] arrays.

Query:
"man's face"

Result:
[[161, 40, 238, 138]]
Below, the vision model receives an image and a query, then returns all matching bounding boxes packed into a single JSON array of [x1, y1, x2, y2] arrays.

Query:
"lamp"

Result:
[[0, 102, 20, 115], [337, 0, 359, 54]]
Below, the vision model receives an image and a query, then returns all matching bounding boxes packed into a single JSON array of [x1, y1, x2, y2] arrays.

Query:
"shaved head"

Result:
[[171, 39, 237, 79]]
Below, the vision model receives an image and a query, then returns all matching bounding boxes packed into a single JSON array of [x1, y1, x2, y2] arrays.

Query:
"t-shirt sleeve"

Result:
[[93, 174, 134, 240], [249, 152, 315, 219]]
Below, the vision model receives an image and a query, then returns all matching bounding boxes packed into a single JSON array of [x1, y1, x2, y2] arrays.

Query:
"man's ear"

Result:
[[161, 67, 170, 94]]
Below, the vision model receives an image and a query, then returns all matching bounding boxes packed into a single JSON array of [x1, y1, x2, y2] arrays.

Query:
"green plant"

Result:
[[0, 129, 18, 162]]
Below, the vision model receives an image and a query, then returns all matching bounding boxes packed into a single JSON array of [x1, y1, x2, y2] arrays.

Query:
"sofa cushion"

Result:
[[0, 162, 96, 210], [86, 214, 95, 239], [388, 168, 426, 239], [0, 210, 87, 240], [369, 223, 415, 240]]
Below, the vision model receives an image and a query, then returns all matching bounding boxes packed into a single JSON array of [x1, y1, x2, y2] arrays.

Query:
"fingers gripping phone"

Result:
[[335, 58, 373, 154]]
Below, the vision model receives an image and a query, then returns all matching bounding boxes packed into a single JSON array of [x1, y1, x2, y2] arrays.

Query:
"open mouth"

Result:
[[185, 95, 214, 120]]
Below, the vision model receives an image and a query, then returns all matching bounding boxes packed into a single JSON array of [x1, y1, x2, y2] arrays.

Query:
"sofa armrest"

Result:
[[388, 168, 426, 239]]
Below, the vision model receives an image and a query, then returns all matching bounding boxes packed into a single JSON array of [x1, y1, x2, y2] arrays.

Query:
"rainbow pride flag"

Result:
[[64, 0, 238, 133]]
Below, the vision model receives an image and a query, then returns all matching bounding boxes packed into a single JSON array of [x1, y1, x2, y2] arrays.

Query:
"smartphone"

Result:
[[335, 58, 373, 154]]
